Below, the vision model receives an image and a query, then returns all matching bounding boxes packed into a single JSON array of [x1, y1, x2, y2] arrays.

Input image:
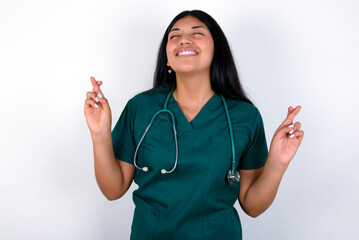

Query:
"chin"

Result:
[[174, 66, 206, 74]]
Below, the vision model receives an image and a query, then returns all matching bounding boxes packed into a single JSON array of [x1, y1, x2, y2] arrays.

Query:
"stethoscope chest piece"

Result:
[[227, 169, 240, 184]]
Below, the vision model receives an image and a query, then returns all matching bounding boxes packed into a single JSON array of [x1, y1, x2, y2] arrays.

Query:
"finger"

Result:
[[281, 105, 302, 127], [289, 130, 304, 142], [90, 76, 104, 97], [97, 94, 110, 112], [84, 98, 99, 109], [90, 76, 97, 88], [277, 122, 296, 137], [86, 91, 99, 102], [293, 121, 302, 131], [288, 122, 302, 137], [296, 130, 304, 142], [275, 121, 301, 138], [97, 80, 103, 86], [287, 106, 294, 117]]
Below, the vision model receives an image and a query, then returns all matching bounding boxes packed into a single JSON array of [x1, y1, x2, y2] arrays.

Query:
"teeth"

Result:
[[178, 51, 197, 56]]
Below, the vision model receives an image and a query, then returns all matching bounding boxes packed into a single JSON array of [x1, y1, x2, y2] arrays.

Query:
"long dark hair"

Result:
[[153, 10, 253, 105]]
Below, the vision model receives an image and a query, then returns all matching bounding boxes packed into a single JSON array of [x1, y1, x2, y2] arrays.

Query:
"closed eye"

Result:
[[170, 32, 204, 39]]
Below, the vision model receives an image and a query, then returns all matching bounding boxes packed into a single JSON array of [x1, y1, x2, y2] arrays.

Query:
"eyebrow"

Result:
[[170, 26, 206, 32]]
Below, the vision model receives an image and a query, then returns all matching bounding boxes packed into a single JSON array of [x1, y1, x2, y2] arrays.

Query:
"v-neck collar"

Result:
[[168, 92, 222, 132]]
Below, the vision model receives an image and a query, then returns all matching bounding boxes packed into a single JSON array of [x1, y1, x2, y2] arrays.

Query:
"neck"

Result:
[[173, 71, 214, 106]]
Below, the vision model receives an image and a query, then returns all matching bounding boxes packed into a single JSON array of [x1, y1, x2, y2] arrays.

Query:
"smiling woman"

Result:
[[166, 16, 214, 77], [84, 9, 304, 240]]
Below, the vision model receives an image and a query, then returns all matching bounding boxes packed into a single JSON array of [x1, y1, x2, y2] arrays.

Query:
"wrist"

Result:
[[91, 131, 112, 143], [265, 154, 288, 175]]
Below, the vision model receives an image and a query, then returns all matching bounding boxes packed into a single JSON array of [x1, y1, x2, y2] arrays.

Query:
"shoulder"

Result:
[[226, 98, 261, 122], [126, 87, 171, 111], [226, 98, 266, 143]]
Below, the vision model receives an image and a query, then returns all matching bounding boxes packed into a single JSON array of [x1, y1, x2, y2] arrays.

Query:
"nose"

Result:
[[179, 35, 193, 45]]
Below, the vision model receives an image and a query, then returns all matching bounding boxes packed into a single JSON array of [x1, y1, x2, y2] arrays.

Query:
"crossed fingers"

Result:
[[86, 77, 103, 107], [281, 105, 303, 140]]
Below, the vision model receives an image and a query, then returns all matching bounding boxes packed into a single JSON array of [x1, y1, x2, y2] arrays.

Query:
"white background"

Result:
[[1, 0, 358, 239]]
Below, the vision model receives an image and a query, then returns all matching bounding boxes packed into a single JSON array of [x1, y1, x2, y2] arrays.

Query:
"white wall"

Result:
[[1, 0, 358, 239]]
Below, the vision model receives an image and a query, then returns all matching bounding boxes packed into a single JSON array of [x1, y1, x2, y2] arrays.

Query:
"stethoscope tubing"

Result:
[[133, 89, 238, 183], [220, 95, 236, 174]]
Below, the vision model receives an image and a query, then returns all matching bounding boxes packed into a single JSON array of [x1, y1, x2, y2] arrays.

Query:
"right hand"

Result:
[[84, 76, 112, 136]]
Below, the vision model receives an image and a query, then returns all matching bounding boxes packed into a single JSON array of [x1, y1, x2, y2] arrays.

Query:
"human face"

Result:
[[166, 16, 214, 75]]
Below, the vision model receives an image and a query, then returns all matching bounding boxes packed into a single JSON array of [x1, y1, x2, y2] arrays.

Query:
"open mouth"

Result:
[[176, 51, 198, 56]]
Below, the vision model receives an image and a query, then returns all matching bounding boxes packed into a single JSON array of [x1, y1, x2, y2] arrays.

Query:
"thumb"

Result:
[[276, 123, 295, 139], [97, 93, 111, 112]]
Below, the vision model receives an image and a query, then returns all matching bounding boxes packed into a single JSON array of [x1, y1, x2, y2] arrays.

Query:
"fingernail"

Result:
[[288, 124, 294, 128], [98, 93, 103, 98], [94, 103, 99, 108], [95, 97, 99, 102], [289, 129, 294, 134], [290, 133, 295, 138]]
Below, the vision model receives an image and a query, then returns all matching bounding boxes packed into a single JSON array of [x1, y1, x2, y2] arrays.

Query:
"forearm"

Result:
[[91, 132, 124, 200], [240, 157, 287, 217]]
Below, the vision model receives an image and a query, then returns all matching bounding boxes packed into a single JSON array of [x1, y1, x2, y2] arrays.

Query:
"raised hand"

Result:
[[84, 76, 112, 136], [268, 106, 304, 170]]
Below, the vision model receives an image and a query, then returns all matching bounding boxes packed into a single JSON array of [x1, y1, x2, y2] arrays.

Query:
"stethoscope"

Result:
[[133, 90, 240, 184]]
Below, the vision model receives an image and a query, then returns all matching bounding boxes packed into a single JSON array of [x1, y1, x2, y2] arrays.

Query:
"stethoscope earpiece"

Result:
[[140, 168, 169, 174]]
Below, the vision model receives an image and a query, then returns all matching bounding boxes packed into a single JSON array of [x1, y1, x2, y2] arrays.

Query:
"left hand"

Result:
[[268, 106, 304, 170]]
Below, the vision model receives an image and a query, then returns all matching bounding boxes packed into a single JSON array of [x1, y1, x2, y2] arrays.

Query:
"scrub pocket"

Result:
[[131, 194, 160, 240], [203, 209, 241, 239]]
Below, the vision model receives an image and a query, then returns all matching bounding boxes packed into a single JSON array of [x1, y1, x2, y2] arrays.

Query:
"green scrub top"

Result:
[[112, 87, 268, 240]]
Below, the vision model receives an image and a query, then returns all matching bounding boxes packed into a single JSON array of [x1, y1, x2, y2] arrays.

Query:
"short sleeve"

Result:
[[238, 107, 268, 170], [111, 101, 136, 164]]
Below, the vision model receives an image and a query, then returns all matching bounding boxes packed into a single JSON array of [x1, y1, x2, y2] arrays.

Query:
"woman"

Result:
[[84, 10, 304, 240]]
